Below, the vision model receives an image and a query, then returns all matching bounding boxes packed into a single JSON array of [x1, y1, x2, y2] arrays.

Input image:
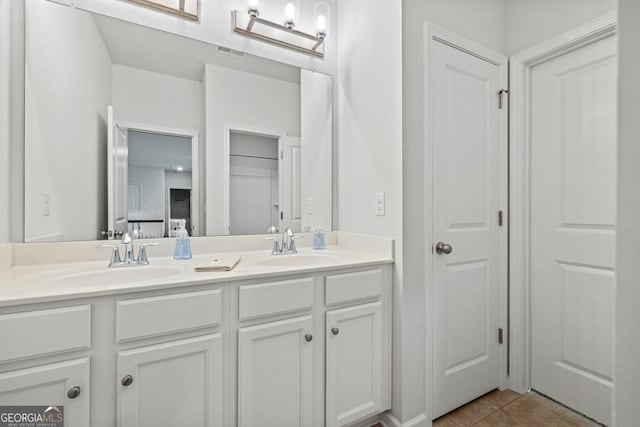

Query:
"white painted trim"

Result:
[[222, 123, 286, 235], [423, 23, 509, 424], [381, 412, 428, 427], [508, 12, 617, 394], [121, 122, 201, 237]]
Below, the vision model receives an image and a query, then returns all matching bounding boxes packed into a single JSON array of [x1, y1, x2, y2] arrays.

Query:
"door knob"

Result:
[[304, 334, 313, 342], [435, 242, 453, 255], [331, 328, 339, 335]]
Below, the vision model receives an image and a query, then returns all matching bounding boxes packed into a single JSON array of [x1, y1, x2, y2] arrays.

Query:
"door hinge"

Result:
[[280, 211, 284, 220], [280, 150, 284, 159], [498, 89, 509, 109], [498, 210, 504, 226], [498, 328, 504, 344]]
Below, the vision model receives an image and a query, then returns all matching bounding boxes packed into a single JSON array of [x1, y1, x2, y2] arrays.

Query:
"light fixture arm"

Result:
[[232, 10, 326, 58]]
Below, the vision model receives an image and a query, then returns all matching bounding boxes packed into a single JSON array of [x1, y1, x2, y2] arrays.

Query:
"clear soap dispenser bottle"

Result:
[[313, 219, 326, 250], [174, 219, 192, 260]]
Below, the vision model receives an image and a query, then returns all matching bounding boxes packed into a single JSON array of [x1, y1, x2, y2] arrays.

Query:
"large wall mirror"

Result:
[[23, 0, 332, 242]]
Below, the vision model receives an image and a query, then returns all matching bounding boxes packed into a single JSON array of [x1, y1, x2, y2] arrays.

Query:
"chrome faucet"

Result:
[[100, 232, 159, 267], [266, 228, 301, 255]]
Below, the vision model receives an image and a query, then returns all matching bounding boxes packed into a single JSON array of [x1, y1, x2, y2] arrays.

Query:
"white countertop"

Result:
[[0, 246, 393, 307]]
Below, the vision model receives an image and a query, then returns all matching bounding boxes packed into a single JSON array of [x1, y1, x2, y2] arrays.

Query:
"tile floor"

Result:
[[433, 390, 602, 427]]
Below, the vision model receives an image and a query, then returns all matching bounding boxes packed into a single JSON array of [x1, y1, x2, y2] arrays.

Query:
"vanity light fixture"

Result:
[[232, 1, 327, 58]]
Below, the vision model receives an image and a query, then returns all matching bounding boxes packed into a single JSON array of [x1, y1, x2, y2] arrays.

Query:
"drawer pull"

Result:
[[304, 334, 313, 342], [121, 375, 134, 387], [67, 386, 81, 399], [331, 327, 339, 335]]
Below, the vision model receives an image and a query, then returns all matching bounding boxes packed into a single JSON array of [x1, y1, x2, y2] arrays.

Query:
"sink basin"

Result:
[[43, 266, 184, 288], [255, 253, 340, 267]]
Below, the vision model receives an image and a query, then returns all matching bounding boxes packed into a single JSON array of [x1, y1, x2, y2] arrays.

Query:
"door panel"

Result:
[[530, 35, 616, 425], [237, 315, 313, 427], [107, 105, 128, 238], [0, 358, 90, 427], [117, 334, 223, 427], [431, 40, 505, 418], [280, 136, 302, 233], [326, 301, 382, 427]]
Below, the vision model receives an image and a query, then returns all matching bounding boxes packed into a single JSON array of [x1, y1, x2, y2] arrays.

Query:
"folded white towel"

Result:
[[194, 256, 241, 272]]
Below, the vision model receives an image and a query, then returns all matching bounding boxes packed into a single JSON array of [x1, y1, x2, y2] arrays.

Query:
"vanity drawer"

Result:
[[239, 277, 313, 321], [0, 305, 91, 363], [116, 289, 222, 342], [325, 269, 383, 306]]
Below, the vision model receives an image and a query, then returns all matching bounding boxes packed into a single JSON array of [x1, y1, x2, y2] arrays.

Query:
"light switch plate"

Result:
[[375, 192, 385, 216]]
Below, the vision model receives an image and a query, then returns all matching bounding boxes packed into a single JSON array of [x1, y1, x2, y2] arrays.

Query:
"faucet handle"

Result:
[[266, 236, 281, 254], [137, 242, 159, 265], [98, 244, 122, 266], [121, 232, 132, 244], [288, 234, 303, 254]]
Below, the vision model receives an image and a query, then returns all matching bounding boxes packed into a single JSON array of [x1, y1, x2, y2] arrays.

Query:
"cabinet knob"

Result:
[[67, 386, 81, 399], [331, 327, 339, 335], [304, 334, 313, 342], [121, 375, 134, 387]]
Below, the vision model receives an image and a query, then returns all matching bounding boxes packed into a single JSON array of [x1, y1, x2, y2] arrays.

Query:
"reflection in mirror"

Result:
[[23, 0, 332, 242]]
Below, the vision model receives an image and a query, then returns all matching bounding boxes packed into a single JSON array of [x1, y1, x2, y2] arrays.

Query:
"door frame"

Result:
[[508, 11, 617, 394], [123, 122, 200, 236], [223, 123, 285, 235], [423, 23, 509, 420]]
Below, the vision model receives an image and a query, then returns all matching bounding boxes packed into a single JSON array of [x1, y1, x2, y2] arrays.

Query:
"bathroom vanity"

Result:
[[0, 233, 393, 427]]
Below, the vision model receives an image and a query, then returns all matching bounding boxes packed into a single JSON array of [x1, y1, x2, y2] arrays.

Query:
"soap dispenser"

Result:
[[312, 220, 326, 250], [174, 219, 192, 260]]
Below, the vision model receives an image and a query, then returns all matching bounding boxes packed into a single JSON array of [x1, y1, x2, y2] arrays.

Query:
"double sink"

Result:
[[14, 251, 341, 288]]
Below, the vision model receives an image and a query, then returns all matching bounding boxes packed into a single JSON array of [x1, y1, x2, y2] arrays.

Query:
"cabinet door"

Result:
[[326, 301, 383, 427], [117, 334, 223, 427], [0, 358, 90, 427], [238, 315, 313, 427]]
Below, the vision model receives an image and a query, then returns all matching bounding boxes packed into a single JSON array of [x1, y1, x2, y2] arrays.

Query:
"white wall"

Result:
[[337, 0, 406, 423], [204, 64, 300, 235], [0, 0, 10, 244], [72, 0, 338, 77], [128, 166, 165, 221], [616, 2, 639, 425], [128, 131, 192, 171], [24, 0, 112, 242], [113, 65, 202, 133], [301, 70, 333, 232], [505, 0, 617, 54]]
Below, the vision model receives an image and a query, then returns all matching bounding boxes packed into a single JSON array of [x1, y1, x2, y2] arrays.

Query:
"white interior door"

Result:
[[107, 105, 128, 239], [431, 38, 506, 418], [530, 35, 616, 425], [280, 136, 302, 233]]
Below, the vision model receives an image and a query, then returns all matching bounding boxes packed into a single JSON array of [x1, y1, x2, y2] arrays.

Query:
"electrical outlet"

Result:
[[42, 192, 51, 217], [375, 192, 385, 216]]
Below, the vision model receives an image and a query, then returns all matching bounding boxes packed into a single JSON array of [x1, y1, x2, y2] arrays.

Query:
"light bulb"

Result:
[[248, 0, 259, 17], [316, 14, 327, 33], [284, 2, 296, 28]]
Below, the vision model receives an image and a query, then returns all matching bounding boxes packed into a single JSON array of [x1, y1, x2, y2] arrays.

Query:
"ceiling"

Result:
[[93, 12, 300, 83]]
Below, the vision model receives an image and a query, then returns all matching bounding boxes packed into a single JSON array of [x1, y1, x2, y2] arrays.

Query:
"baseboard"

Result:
[[381, 412, 428, 427]]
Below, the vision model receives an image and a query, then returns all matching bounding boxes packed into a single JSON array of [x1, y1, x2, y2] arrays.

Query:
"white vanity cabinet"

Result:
[[238, 315, 314, 427], [117, 334, 223, 427], [0, 262, 391, 427], [0, 305, 92, 426], [0, 358, 90, 427], [326, 302, 383, 427]]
